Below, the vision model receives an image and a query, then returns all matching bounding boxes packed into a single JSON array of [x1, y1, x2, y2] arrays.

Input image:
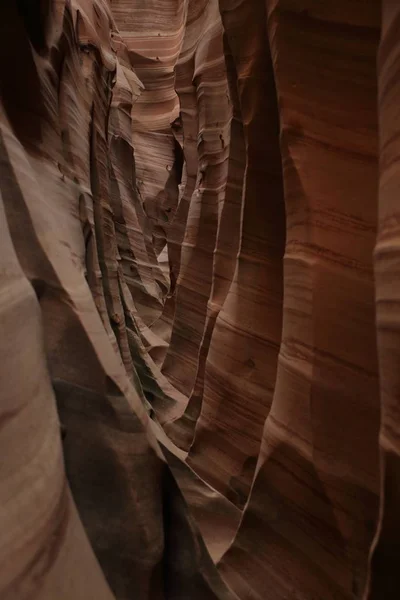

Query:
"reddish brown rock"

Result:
[[0, 2, 238, 599], [161, 0, 232, 398], [218, 1, 381, 599], [111, 0, 185, 264], [366, 2, 400, 597], [4, 1, 400, 599], [186, 0, 286, 507], [164, 31, 246, 450]]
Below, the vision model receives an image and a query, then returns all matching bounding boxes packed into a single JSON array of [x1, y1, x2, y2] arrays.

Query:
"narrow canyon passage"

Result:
[[1, 1, 400, 599]]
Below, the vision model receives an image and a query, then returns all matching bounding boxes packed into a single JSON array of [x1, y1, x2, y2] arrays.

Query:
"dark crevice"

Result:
[[16, 0, 51, 54]]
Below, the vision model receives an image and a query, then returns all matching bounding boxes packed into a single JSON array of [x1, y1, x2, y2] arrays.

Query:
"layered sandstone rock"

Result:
[[218, 3, 382, 599], [0, 2, 236, 599], [185, 0, 286, 508], [3, 1, 400, 600], [367, 2, 400, 598], [160, 0, 232, 400]]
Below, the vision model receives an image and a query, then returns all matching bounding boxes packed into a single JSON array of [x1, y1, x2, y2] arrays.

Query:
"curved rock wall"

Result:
[[161, 0, 232, 400], [367, 2, 400, 598], [0, 2, 236, 599], [218, 2, 381, 599], [3, 1, 400, 600], [186, 0, 285, 508]]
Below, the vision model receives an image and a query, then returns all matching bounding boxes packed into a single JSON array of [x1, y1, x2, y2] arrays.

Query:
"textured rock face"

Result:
[[186, 0, 285, 507], [2, 1, 400, 600], [219, 3, 381, 599], [160, 0, 232, 400], [0, 2, 235, 599]]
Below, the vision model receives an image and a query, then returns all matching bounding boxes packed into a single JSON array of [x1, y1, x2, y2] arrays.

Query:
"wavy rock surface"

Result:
[[164, 27, 246, 451], [3, 1, 400, 600], [160, 0, 232, 399], [218, 2, 381, 599], [0, 2, 236, 599], [111, 0, 184, 263], [185, 0, 286, 508], [367, 2, 400, 597]]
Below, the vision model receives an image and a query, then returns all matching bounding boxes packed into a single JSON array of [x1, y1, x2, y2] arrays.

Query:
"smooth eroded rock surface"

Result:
[[3, 1, 400, 599]]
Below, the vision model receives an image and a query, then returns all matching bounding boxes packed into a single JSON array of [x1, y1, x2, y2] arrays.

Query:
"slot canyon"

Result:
[[2, 0, 400, 598]]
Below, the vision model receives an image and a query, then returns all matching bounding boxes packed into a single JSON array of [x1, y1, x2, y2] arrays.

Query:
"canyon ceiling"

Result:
[[1, 1, 400, 599]]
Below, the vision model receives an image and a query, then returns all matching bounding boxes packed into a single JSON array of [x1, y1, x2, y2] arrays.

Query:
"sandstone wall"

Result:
[[2, 1, 400, 600]]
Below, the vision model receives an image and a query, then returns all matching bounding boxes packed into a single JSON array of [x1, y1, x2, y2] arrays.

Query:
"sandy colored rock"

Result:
[[161, 0, 232, 399], [3, 1, 400, 600], [0, 2, 238, 599]]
